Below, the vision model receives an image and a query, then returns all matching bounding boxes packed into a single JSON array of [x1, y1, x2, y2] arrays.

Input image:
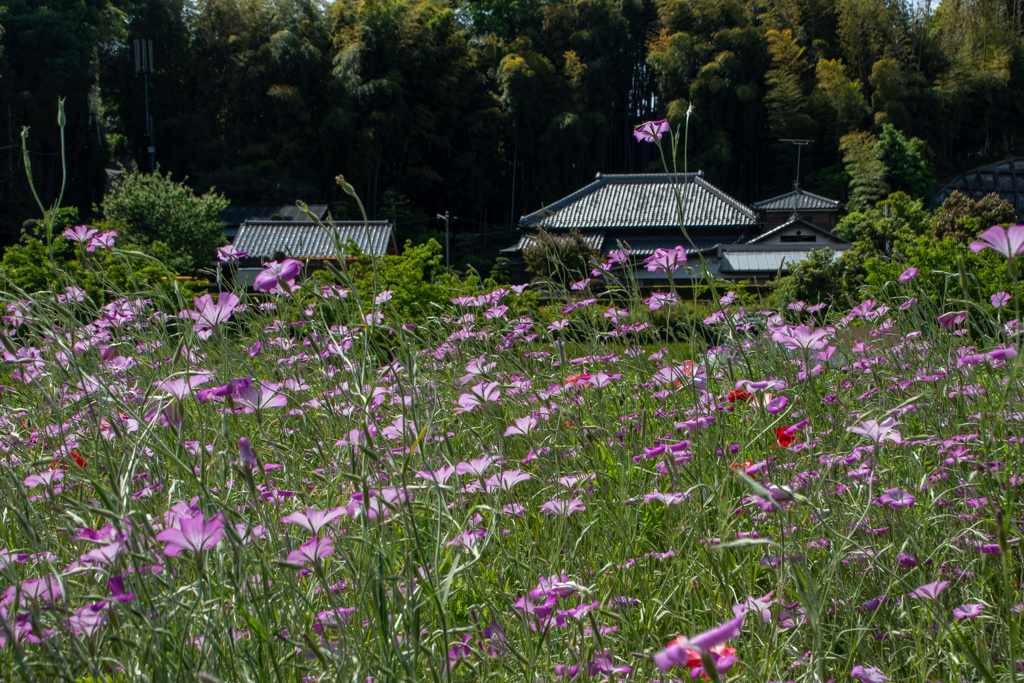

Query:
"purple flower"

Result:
[[732, 591, 776, 623], [645, 292, 678, 311], [416, 465, 456, 486], [3, 576, 63, 608], [909, 580, 949, 600], [217, 244, 248, 262], [588, 650, 632, 676], [851, 665, 890, 683], [484, 469, 532, 492], [86, 230, 117, 252], [455, 455, 498, 478], [281, 507, 347, 535], [969, 225, 1024, 258], [873, 487, 915, 509], [457, 382, 501, 412], [234, 380, 289, 411], [765, 395, 789, 414], [539, 498, 586, 517], [346, 488, 411, 520], [181, 293, 239, 337], [771, 324, 831, 351], [644, 246, 687, 275], [153, 374, 212, 401], [63, 225, 98, 243], [24, 469, 63, 489], [953, 602, 985, 619], [991, 291, 1011, 308], [155, 513, 224, 556], [859, 596, 887, 612], [69, 601, 110, 637], [937, 311, 968, 329], [286, 536, 335, 566], [847, 418, 902, 445], [237, 437, 258, 469], [633, 119, 671, 143], [80, 542, 123, 567], [898, 267, 918, 282], [253, 258, 303, 293], [654, 614, 744, 671], [504, 416, 537, 437]]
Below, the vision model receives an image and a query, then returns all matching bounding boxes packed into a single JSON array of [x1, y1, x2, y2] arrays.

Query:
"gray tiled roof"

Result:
[[719, 245, 850, 274], [520, 173, 758, 230], [752, 188, 842, 212], [220, 205, 329, 225], [935, 157, 1024, 220], [234, 221, 393, 259], [749, 216, 850, 244], [612, 235, 739, 256], [500, 231, 606, 254]]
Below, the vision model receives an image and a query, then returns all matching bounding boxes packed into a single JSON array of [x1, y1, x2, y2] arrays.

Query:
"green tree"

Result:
[[834, 191, 934, 253], [812, 58, 869, 136], [772, 245, 870, 305], [101, 168, 228, 274], [877, 124, 934, 201], [839, 130, 888, 210]]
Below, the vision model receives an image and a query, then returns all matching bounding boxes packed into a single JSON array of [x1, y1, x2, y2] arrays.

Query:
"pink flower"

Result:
[[180, 293, 239, 337], [991, 291, 1011, 308], [633, 119, 671, 143], [217, 245, 248, 262], [969, 225, 1024, 258], [847, 417, 902, 445], [539, 498, 586, 516], [504, 415, 537, 437], [644, 292, 678, 311], [286, 536, 335, 566], [909, 579, 949, 600], [254, 258, 303, 293], [771, 324, 831, 351], [86, 230, 117, 252], [898, 267, 918, 282], [281, 507, 348, 535], [937, 310, 968, 329], [62, 225, 98, 243], [69, 601, 110, 637], [953, 603, 985, 619], [644, 246, 687, 275], [155, 513, 224, 556]]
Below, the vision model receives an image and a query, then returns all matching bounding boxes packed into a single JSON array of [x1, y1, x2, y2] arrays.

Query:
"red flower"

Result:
[[727, 390, 752, 403], [774, 428, 798, 448], [565, 373, 593, 387], [50, 450, 86, 470]]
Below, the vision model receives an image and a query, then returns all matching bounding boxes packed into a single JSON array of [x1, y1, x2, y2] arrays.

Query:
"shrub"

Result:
[[100, 167, 228, 275]]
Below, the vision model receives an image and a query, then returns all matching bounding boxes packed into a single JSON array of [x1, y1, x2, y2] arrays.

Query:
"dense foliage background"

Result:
[[2, 0, 1023, 266]]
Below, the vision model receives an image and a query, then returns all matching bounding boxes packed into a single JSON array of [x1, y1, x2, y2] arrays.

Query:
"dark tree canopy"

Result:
[[3, 0, 1024, 260]]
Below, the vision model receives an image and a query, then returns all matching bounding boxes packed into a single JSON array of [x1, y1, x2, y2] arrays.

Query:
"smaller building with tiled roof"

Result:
[[232, 220, 395, 289], [752, 187, 843, 231], [505, 172, 759, 283]]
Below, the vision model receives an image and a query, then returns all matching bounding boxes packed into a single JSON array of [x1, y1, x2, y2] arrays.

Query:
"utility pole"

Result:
[[437, 211, 451, 272], [135, 38, 155, 172]]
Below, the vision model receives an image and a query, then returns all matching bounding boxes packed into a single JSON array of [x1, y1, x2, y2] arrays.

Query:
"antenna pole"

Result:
[[135, 39, 156, 172]]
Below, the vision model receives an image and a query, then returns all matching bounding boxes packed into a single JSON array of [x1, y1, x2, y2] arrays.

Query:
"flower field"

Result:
[[2, 226, 1024, 682]]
